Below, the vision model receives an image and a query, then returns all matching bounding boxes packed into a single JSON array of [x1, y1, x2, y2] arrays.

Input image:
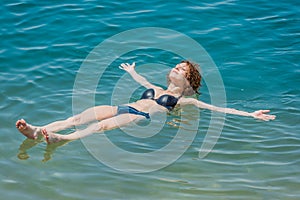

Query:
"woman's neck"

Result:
[[166, 83, 184, 95]]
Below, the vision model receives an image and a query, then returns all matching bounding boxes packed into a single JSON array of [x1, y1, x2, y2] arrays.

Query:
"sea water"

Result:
[[1, 0, 299, 199]]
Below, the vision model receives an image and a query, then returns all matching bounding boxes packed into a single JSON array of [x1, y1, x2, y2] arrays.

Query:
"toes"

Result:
[[16, 119, 27, 130], [16, 120, 22, 128], [41, 128, 50, 144]]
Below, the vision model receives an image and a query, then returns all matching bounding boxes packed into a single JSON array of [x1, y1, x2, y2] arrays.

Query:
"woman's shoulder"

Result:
[[177, 96, 199, 105]]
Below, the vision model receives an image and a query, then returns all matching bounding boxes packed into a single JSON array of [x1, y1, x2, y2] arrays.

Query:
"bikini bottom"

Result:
[[116, 105, 150, 119]]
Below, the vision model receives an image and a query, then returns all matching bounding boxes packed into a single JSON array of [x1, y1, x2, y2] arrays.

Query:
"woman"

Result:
[[16, 61, 276, 143]]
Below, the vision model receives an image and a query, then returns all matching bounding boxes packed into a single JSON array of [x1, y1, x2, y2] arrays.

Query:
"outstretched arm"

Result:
[[178, 97, 276, 121], [119, 62, 162, 90]]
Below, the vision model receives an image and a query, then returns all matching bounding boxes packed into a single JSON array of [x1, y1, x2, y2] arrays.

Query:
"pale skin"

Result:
[[16, 62, 276, 143]]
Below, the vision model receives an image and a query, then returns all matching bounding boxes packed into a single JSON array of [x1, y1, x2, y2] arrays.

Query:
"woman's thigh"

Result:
[[99, 113, 144, 131], [93, 105, 118, 121], [78, 105, 117, 123]]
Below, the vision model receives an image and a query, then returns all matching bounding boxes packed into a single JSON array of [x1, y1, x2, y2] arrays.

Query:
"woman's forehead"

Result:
[[178, 63, 188, 68]]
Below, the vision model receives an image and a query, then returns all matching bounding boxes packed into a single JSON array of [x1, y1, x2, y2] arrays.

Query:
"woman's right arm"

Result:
[[178, 97, 276, 121], [119, 62, 162, 90]]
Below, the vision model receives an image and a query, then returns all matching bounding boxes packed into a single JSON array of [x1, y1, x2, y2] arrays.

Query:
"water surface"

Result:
[[1, 0, 299, 199]]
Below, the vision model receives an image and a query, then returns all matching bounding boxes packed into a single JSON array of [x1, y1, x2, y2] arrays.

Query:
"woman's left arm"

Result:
[[119, 62, 163, 90], [178, 97, 276, 121]]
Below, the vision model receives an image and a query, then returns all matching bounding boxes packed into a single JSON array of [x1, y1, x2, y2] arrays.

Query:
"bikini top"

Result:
[[140, 88, 180, 110]]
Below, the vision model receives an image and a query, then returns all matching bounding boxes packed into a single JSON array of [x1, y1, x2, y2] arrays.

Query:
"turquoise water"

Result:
[[1, 0, 300, 199]]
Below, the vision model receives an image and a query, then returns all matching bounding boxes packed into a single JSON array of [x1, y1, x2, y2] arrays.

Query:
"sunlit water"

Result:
[[1, 0, 299, 199]]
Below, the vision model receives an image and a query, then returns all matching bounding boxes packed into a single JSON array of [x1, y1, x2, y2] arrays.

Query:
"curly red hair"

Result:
[[181, 60, 201, 94]]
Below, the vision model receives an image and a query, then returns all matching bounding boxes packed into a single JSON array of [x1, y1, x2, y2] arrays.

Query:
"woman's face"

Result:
[[172, 63, 188, 76], [169, 63, 189, 86]]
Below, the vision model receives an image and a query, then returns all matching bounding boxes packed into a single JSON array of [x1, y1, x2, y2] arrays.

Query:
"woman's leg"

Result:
[[16, 105, 117, 139], [44, 105, 117, 132], [42, 113, 143, 143]]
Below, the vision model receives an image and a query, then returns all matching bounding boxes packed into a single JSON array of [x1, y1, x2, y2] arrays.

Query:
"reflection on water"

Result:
[[18, 138, 70, 162]]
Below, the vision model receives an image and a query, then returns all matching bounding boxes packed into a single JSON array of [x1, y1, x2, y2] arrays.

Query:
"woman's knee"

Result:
[[97, 119, 119, 131], [67, 115, 82, 126], [98, 121, 109, 131], [90, 122, 103, 132]]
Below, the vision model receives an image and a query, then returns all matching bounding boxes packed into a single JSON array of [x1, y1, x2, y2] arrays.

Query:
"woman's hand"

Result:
[[119, 62, 136, 73], [251, 110, 276, 121], [118, 62, 162, 89]]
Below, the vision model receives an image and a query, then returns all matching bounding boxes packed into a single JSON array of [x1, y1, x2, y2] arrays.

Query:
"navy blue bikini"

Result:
[[140, 88, 180, 111], [116, 88, 180, 118], [117, 105, 150, 119]]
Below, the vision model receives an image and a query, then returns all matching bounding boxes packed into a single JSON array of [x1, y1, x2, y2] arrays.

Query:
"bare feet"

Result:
[[41, 128, 64, 144], [16, 119, 42, 140]]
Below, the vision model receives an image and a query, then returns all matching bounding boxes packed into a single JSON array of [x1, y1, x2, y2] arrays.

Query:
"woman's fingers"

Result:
[[253, 110, 276, 121], [263, 114, 276, 121], [119, 63, 128, 70], [119, 62, 135, 71], [120, 63, 127, 68], [260, 110, 276, 121]]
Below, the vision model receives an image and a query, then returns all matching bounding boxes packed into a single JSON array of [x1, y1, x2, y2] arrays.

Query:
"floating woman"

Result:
[[16, 61, 276, 143]]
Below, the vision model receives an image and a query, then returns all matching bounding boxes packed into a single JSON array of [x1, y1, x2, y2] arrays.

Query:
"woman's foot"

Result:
[[16, 119, 41, 140], [41, 128, 64, 144]]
